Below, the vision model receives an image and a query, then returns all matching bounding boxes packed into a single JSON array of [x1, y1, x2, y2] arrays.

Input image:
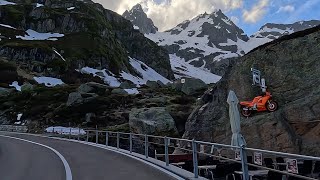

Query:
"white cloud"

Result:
[[277, 5, 295, 13], [286, 0, 319, 22], [93, 0, 243, 31], [242, 0, 270, 23]]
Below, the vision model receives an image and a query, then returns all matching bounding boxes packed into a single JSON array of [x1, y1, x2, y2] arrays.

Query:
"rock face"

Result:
[[129, 107, 179, 136], [0, 0, 174, 81], [183, 26, 320, 155], [123, 4, 158, 34]]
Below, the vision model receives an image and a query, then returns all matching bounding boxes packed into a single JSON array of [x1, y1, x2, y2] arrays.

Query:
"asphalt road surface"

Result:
[[0, 132, 175, 180]]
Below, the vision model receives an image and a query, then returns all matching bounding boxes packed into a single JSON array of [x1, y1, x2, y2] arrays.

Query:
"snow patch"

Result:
[[124, 88, 139, 95], [36, 3, 43, 7], [33, 77, 64, 87], [0, 0, 15, 5], [0, 23, 16, 29], [170, 54, 221, 84], [67, 7, 75, 10], [9, 81, 21, 91], [45, 126, 86, 135], [16, 29, 64, 41], [17, 113, 23, 121], [53, 49, 66, 61], [124, 58, 171, 85], [79, 67, 121, 87]]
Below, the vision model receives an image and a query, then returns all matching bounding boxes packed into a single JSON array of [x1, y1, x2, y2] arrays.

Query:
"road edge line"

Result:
[[0, 134, 73, 180]]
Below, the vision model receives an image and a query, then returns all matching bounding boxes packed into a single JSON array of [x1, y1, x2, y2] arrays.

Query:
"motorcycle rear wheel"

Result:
[[266, 100, 278, 112]]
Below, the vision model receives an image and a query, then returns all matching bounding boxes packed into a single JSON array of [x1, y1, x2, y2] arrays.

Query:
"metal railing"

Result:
[[48, 128, 320, 180]]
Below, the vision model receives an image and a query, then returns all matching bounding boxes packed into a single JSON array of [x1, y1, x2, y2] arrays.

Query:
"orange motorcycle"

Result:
[[240, 91, 278, 117]]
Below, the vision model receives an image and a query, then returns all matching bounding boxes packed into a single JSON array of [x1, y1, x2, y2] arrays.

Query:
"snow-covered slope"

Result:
[[79, 57, 171, 87], [245, 20, 320, 53], [146, 10, 248, 70], [170, 54, 221, 84]]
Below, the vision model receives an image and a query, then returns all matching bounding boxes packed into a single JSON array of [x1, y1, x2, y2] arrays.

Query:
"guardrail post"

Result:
[[240, 145, 249, 180], [86, 131, 89, 142], [117, 132, 120, 149], [129, 133, 133, 153], [77, 128, 80, 141], [192, 139, 198, 178], [96, 130, 98, 144], [165, 137, 169, 166], [145, 134, 148, 158], [105, 131, 109, 146]]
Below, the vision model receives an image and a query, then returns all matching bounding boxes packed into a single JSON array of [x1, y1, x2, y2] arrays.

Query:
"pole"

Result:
[[77, 127, 80, 141], [96, 130, 98, 144], [192, 139, 198, 178], [117, 132, 120, 149], [240, 145, 249, 180], [129, 133, 133, 153], [105, 131, 109, 146], [69, 127, 71, 139], [145, 134, 148, 158], [86, 131, 89, 142], [165, 137, 169, 166]]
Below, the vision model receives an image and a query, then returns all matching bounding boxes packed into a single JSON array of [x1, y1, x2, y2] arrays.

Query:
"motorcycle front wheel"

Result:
[[241, 106, 252, 117], [266, 100, 278, 112]]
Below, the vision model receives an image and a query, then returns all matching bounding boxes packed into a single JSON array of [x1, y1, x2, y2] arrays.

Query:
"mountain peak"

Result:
[[123, 4, 158, 34], [132, 3, 143, 12]]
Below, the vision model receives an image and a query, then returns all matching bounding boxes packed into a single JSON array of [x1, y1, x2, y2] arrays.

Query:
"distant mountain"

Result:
[[245, 20, 320, 53], [123, 4, 158, 34], [146, 10, 249, 76]]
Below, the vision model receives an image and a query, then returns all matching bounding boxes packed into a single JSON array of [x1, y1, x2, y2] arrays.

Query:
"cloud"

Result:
[[277, 5, 295, 13], [286, 0, 320, 22], [93, 0, 243, 31], [242, 0, 270, 23]]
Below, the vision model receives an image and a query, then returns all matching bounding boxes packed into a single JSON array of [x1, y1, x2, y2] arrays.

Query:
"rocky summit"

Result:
[[123, 4, 158, 34], [182, 26, 320, 156]]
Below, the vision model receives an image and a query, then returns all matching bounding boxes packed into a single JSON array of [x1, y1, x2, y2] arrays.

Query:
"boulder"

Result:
[[181, 78, 207, 95], [119, 81, 136, 89], [157, 80, 166, 87], [77, 84, 94, 94], [66, 92, 83, 106], [111, 88, 128, 95], [85, 113, 96, 124], [21, 83, 34, 92], [129, 107, 179, 136], [0, 88, 12, 96], [171, 80, 183, 91], [86, 82, 110, 89], [146, 81, 159, 89]]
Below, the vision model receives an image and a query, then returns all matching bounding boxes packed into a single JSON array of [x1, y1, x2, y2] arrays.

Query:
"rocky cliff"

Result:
[[0, 0, 174, 82], [183, 25, 320, 155]]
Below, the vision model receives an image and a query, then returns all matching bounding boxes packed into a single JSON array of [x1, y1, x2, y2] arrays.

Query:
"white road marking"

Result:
[[0, 131, 196, 180], [0, 135, 72, 180]]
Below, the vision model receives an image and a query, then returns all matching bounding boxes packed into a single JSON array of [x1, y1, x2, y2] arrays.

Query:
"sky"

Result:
[[93, 0, 320, 35]]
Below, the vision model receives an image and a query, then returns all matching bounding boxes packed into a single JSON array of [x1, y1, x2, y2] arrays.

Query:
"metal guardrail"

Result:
[[48, 128, 320, 180]]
